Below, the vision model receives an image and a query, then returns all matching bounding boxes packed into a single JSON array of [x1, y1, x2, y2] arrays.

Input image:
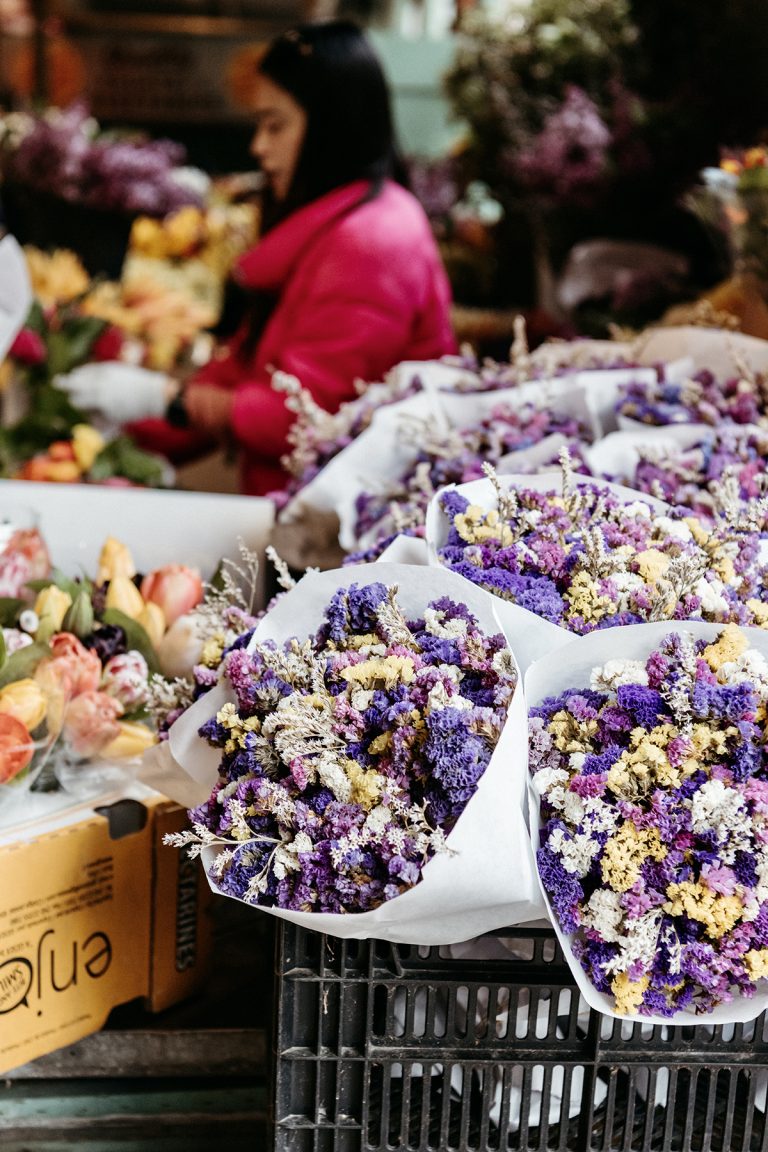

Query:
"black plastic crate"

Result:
[[272, 923, 768, 1152]]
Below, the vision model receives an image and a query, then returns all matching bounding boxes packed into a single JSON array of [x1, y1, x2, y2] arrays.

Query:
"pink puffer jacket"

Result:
[[191, 179, 456, 496]]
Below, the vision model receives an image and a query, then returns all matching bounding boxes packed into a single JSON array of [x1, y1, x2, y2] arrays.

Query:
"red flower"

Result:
[[91, 325, 125, 362], [9, 328, 46, 365]]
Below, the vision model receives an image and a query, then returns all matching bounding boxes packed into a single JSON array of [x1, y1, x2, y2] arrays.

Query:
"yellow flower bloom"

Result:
[[564, 572, 613, 623], [346, 761, 384, 810], [611, 971, 649, 1016], [747, 599, 768, 628], [744, 949, 768, 980], [201, 632, 226, 668], [340, 655, 415, 690], [453, 504, 513, 546], [71, 424, 106, 472], [702, 624, 749, 671], [0, 678, 47, 730], [24, 246, 90, 306], [684, 516, 711, 546], [367, 732, 392, 756], [105, 575, 145, 620], [34, 585, 72, 636], [608, 725, 685, 796], [549, 709, 599, 753], [633, 548, 670, 584], [97, 537, 137, 584], [100, 720, 157, 759], [601, 822, 666, 893], [664, 880, 743, 938]]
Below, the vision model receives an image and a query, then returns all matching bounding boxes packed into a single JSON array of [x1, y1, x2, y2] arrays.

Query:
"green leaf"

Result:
[[0, 642, 50, 688], [101, 609, 159, 673], [46, 316, 107, 378], [0, 629, 6, 671], [89, 436, 167, 488], [0, 598, 25, 627]]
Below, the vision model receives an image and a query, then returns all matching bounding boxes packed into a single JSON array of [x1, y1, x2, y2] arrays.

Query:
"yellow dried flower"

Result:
[[346, 761, 384, 810], [340, 655, 415, 690], [601, 822, 666, 893], [564, 572, 613, 623], [453, 504, 513, 546], [633, 548, 670, 584], [702, 625, 749, 671], [747, 599, 768, 628], [549, 709, 599, 753], [744, 949, 768, 980], [611, 971, 649, 1016], [664, 881, 743, 938]]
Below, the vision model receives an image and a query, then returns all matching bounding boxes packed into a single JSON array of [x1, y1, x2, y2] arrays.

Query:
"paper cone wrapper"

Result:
[[525, 619, 768, 1025], [162, 562, 546, 943]]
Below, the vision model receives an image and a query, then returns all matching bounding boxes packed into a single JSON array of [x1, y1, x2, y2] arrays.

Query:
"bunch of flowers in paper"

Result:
[[435, 458, 768, 633], [628, 428, 768, 523], [349, 402, 591, 563], [616, 366, 768, 428], [530, 624, 768, 1017], [167, 580, 517, 914]]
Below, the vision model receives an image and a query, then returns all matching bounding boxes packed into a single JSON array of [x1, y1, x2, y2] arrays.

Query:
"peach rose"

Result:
[[0, 714, 34, 782], [140, 565, 203, 627], [62, 691, 122, 759], [37, 632, 102, 698]]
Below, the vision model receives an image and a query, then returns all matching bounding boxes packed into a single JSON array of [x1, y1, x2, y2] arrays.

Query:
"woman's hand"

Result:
[[183, 382, 235, 437]]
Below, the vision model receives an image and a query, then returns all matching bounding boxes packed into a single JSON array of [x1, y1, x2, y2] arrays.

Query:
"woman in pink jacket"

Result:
[[56, 21, 456, 496]]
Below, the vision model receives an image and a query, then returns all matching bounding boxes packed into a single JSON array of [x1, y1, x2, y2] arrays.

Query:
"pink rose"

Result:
[[9, 328, 46, 365], [101, 650, 149, 711], [140, 564, 203, 626], [62, 691, 122, 758], [40, 633, 102, 698]]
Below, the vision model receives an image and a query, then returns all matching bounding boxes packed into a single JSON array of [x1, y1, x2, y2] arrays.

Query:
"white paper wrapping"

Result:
[[583, 424, 715, 481], [633, 325, 768, 379], [159, 562, 546, 943], [0, 235, 32, 364], [525, 620, 768, 1026]]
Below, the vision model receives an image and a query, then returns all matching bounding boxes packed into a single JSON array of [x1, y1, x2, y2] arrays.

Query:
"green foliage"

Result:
[[89, 436, 168, 488]]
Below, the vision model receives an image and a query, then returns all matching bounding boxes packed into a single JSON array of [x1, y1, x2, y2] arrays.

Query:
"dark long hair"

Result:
[[216, 21, 406, 354], [258, 19, 407, 230]]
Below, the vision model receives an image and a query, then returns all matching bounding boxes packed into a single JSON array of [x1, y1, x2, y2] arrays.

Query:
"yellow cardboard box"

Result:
[[0, 789, 213, 1075]]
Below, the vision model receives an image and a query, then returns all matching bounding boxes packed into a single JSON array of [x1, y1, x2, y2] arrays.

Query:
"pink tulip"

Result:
[[62, 691, 122, 759], [140, 564, 203, 626]]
